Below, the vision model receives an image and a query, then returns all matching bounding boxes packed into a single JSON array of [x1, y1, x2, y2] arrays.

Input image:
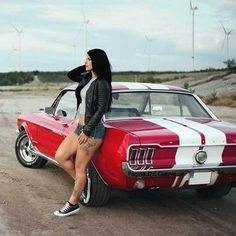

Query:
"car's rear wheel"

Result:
[[196, 184, 232, 198], [80, 163, 111, 206], [15, 130, 47, 168]]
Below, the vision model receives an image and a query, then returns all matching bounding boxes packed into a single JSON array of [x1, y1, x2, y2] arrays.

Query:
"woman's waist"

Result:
[[76, 114, 103, 127]]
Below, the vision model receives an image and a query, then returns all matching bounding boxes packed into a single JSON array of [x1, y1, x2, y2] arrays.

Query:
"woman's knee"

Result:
[[55, 150, 65, 164]]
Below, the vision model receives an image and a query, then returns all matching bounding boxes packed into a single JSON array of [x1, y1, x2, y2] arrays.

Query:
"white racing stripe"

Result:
[[113, 82, 170, 90], [167, 118, 226, 145], [167, 118, 226, 165], [141, 83, 170, 90], [114, 82, 147, 90], [144, 118, 201, 167], [145, 118, 202, 146]]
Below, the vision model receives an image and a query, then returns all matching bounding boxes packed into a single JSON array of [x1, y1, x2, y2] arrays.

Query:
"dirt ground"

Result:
[[0, 91, 236, 236]]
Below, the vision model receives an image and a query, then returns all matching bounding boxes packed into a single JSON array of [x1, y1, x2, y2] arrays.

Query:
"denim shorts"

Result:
[[74, 123, 106, 140]]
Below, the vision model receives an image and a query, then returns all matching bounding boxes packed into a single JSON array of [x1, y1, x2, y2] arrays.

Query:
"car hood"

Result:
[[106, 117, 236, 146]]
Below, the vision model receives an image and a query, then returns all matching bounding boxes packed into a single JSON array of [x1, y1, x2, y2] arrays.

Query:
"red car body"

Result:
[[15, 82, 236, 206]]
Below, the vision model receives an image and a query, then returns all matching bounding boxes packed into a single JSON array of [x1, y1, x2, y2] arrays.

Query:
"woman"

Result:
[[54, 48, 112, 217]]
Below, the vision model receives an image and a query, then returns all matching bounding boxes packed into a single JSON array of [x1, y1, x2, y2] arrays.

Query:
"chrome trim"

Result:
[[127, 143, 236, 161], [122, 162, 236, 178], [193, 94, 219, 120], [31, 149, 60, 166], [194, 150, 207, 164], [83, 170, 91, 204], [129, 147, 154, 166]]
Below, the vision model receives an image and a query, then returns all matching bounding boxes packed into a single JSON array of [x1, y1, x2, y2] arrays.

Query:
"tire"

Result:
[[196, 184, 232, 198], [80, 163, 112, 206], [15, 130, 47, 168]]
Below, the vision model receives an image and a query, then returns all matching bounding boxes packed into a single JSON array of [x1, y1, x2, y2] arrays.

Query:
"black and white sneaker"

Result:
[[54, 202, 80, 217]]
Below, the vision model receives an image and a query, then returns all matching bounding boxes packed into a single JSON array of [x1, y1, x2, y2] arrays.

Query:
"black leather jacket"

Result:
[[67, 65, 111, 136]]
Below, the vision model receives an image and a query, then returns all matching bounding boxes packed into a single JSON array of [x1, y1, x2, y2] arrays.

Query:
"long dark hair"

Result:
[[87, 48, 112, 110]]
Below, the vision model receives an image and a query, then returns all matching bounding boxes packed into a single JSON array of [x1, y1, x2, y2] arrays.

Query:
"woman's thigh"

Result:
[[75, 138, 103, 170], [56, 133, 79, 161]]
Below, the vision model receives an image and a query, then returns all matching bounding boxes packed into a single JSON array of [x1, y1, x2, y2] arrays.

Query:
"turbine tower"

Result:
[[80, 0, 89, 54], [222, 24, 233, 61], [143, 32, 153, 71], [190, 0, 198, 71], [10, 23, 24, 71]]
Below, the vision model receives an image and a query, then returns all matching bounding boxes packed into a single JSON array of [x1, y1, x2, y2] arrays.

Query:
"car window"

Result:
[[106, 92, 211, 119], [54, 90, 77, 119]]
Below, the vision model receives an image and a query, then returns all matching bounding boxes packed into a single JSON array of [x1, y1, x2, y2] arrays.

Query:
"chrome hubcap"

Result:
[[19, 136, 38, 163]]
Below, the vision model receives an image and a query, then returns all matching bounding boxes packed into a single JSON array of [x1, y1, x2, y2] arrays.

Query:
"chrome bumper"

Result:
[[122, 162, 236, 178]]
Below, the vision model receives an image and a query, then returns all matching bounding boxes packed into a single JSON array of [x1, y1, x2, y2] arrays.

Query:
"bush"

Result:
[[183, 82, 189, 89], [231, 94, 236, 101], [223, 59, 236, 72], [0, 72, 34, 86], [206, 91, 218, 105]]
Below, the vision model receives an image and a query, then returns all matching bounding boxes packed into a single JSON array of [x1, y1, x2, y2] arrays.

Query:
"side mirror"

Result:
[[45, 107, 55, 115]]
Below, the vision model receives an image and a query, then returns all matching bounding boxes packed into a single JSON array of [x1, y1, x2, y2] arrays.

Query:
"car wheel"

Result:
[[196, 184, 232, 198], [15, 130, 47, 168], [80, 163, 111, 206]]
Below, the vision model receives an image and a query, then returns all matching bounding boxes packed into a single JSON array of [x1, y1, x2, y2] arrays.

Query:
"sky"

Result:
[[0, 0, 235, 72]]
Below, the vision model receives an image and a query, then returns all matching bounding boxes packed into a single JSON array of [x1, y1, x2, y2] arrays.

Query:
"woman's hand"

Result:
[[78, 131, 88, 144]]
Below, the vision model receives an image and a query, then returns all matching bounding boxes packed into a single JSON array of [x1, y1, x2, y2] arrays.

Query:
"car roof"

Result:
[[65, 81, 190, 93]]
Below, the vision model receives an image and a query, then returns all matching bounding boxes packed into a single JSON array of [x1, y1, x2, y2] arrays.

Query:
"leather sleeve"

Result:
[[67, 65, 86, 82], [83, 80, 110, 136]]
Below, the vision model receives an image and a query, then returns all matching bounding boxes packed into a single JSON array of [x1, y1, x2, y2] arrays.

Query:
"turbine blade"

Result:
[[9, 22, 20, 33], [144, 32, 149, 41], [190, 0, 193, 10], [222, 25, 227, 34]]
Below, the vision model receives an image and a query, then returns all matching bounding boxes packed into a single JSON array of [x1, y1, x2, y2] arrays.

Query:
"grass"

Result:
[[202, 95, 236, 107]]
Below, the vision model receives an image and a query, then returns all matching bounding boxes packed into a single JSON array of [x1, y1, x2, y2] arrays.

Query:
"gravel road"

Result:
[[0, 91, 236, 236]]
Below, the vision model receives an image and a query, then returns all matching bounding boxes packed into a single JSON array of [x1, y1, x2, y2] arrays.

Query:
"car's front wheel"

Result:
[[196, 184, 232, 198], [80, 163, 111, 206], [15, 130, 47, 168]]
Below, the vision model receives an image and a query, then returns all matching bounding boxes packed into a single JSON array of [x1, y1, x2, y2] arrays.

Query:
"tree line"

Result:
[[0, 60, 235, 86]]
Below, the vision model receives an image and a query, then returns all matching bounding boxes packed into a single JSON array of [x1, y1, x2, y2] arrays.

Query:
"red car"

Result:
[[15, 82, 236, 206]]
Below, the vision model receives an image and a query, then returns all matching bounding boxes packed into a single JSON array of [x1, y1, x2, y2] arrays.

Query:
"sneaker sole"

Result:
[[54, 207, 80, 217]]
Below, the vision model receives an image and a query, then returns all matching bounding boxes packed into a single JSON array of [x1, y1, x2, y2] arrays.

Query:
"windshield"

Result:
[[106, 91, 211, 119]]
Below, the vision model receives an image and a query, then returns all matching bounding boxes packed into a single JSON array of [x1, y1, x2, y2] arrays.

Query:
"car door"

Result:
[[37, 90, 78, 159]]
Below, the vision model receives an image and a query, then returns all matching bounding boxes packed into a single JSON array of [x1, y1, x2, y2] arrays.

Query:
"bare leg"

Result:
[[55, 133, 79, 179], [68, 138, 103, 205]]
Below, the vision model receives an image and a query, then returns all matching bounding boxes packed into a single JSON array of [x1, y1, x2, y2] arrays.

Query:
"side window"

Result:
[[54, 91, 77, 119]]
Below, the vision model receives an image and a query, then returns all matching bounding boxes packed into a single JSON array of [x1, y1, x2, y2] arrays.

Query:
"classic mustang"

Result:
[[15, 82, 236, 206]]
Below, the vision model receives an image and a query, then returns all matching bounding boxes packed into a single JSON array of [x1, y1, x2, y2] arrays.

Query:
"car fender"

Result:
[[17, 121, 39, 151]]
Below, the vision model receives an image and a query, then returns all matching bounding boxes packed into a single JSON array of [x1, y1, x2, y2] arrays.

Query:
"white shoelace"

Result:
[[60, 202, 71, 213]]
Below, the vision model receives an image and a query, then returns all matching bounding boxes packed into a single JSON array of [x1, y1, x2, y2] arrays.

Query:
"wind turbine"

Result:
[[7, 47, 18, 71], [9, 23, 25, 71], [190, 0, 198, 71], [221, 24, 233, 61], [143, 32, 153, 71], [80, 0, 90, 54]]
